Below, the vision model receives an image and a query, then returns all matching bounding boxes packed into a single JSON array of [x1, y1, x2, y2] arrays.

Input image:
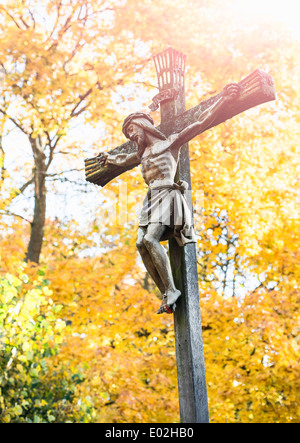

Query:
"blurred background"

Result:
[[0, 0, 299, 423]]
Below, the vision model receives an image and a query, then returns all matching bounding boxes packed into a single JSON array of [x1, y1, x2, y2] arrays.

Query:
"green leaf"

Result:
[[52, 304, 63, 314]]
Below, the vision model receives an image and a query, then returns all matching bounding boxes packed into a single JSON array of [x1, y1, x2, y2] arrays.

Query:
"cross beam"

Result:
[[84, 48, 276, 423], [156, 48, 209, 423], [85, 68, 275, 187]]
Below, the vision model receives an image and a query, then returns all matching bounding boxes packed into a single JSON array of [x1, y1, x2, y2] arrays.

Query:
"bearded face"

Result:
[[123, 115, 167, 159], [126, 122, 147, 154]]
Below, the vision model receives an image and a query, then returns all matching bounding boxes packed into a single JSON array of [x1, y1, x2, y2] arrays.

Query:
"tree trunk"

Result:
[[26, 136, 47, 264]]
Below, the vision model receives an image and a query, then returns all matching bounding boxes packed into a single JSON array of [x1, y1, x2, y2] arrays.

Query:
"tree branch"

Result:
[[0, 135, 5, 183], [46, 0, 62, 42], [45, 132, 62, 170], [0, 6, 23, 30], [0, 108, 29, 136], [0, 209, 32, 224], [71, 101, 91, 118], [63, 40, 84, 73], [18, 14, 30, 30], [18, 177, 34, 195], [70, 87, 93, 118], [44, 167, 84, 178], [46, 9, 75, 52], [46, 176, 90, 187], [26, 7, 36, 29]]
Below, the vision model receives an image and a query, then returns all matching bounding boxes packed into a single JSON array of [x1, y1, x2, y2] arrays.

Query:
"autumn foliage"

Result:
[[0, 0, 299, 423]]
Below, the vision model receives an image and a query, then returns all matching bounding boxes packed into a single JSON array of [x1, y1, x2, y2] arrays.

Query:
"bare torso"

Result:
[[140, 136, 180, 187], [98, 85, 241, 310]]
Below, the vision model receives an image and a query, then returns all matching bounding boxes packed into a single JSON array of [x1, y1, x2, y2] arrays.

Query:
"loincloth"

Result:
[[139, 181, 197, 247]]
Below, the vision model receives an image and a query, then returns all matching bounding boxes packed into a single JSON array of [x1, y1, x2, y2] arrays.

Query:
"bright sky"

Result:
[[232, 0, 300, 41], [1, 0, 298, 295], [2, 0, 299, 225]]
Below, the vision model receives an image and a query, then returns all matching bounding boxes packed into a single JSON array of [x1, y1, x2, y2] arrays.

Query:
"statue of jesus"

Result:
[[98, 83, 241, 313]]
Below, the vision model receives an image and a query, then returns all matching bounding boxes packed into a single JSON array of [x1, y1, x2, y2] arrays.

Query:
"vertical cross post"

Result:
[[152, 48, 209, 423]]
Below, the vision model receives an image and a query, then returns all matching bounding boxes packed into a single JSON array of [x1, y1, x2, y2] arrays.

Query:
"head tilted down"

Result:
[[122, 112, 167, 158]]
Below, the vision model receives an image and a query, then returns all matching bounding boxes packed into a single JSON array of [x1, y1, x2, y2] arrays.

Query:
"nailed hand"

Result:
[[97, 152, 109, 167], [223, 83, 241, 102]]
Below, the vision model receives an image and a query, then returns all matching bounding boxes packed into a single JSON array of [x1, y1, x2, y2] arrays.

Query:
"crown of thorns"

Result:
[[122, 113, 154, 138]]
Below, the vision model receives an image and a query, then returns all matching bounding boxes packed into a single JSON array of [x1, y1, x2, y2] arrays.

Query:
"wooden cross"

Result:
[[85, 48, 276, 423]]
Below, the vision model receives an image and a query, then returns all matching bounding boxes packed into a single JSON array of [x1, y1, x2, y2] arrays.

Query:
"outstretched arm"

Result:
[[97, 151, 140, 167], [172, 83, 241, 147]]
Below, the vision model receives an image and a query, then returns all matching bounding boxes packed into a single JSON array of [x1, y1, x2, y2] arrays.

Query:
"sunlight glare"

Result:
[[232, 0, 300, 40]]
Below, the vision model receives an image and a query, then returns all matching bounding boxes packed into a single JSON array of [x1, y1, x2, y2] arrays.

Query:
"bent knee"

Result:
[[136, 228, 146, 250], [143, 234, 155, 249], [136, 239, 145, 250], [136, 235, 146, 250]]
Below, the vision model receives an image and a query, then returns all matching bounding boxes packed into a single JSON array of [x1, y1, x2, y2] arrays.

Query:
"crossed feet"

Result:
[[157, 289, 181, 315]]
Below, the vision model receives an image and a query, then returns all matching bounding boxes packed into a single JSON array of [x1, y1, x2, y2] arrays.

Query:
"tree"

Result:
[[201, 288, 300, 423], [0, 268, 95, 423], [0, 0, 299, 423], [0, 0, 150, 263]]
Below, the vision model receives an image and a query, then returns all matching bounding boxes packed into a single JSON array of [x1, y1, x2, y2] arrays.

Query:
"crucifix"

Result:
[[85, 48, 276, 423]]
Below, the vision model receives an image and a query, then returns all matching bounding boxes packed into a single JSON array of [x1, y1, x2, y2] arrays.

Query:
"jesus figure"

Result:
[[98, 83, 241, 313]]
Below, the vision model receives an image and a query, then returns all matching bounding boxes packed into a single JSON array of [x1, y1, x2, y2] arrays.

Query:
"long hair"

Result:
[[135, 118, 166, 140], [134, 118, 167, 159]]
